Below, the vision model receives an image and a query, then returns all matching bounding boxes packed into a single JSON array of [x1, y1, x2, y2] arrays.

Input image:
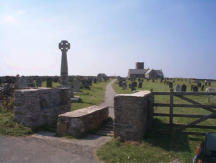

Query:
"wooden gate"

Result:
[[152, 89, 216, 135]]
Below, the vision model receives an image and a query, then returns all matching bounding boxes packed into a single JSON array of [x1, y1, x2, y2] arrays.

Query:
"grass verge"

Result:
[[0, 106, 32, 136]]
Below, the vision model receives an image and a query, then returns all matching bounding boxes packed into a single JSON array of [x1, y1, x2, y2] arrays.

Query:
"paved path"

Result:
[[0, 79, 117, 163]]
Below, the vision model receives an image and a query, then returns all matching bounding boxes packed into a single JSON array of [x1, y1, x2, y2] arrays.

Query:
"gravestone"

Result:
[[205, 80, 208, 86], [16, 76, 28, 89], [26, 78, 34, 87], [131, 81, 137, 91], [197, 82, 202, 87], [138, 80, 143, 88], [209, 82, 211, 86], [181, 84, 187, 92], [122, 81, 127, 90], [169, 82, 173, 89], [206, 88, 216, 104], [192, 86, 198, 92], [46, 78, 52, 88], [94, 78, 97, 83], [36, 79, 42, 87], [73, 79, 80, 92], [201, 85, 205, 91], [175, 84, 181, 92], [59, 40, 70, 87]]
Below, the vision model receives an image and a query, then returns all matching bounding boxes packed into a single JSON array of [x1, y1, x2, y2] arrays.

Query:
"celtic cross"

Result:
[[59, 40, 70, 86]]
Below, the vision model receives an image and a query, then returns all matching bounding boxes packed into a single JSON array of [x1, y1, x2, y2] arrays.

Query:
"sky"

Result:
[[0, 0, 216, 79]]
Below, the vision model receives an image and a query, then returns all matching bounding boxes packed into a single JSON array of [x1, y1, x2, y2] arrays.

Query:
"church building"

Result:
[[128, 62, 164, 79]]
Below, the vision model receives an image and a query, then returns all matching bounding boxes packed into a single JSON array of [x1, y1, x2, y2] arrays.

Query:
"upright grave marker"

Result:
[[59, 40, 70, 87]]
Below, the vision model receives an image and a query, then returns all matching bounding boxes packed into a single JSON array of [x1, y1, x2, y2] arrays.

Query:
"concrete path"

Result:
[[0, 79, 117, 163]]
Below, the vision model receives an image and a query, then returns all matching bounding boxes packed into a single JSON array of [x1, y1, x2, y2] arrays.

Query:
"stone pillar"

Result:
[[59, 40, 70, 87], [114, 91, 153, 141]]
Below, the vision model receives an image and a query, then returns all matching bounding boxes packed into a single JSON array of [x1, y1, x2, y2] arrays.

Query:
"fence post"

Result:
[[147, 89, 154, 130], [170, 88, 174, 132]]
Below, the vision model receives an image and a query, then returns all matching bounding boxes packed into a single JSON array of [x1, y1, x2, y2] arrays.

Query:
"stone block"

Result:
[[114, 91, 153, 141], [57, 105, 108, 138], [14, 87, 70, 129]]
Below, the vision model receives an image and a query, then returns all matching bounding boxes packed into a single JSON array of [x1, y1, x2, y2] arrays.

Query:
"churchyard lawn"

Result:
[[97, 79, 216, 163], [71, 80, 110, 111]]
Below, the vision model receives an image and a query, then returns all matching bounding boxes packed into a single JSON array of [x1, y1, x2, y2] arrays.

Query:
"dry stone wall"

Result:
[[114, 91, 153, 141], [14, 87, 70, 129]]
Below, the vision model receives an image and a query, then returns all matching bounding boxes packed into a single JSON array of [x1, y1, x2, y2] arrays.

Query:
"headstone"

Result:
[[201, 85, 205, 91], [122, 81, 127, 90], [205, 80, 208, 86], [175, 84, 181, 92], [209, 82, 211, 86], [73, 79, 80, 92], [197, 82, 202, 87], [206, 88, 216, 104], [181, 84, 187, 92], [46, 78, 52, 88], [169, 82, 173, 89], [94, 78, 97, 83], [192, 86, 198, 92], [138, 81, 143, 88], [36, 79, 42, 87], [26, 78, 34, 87], [16, 76, 28, 89]]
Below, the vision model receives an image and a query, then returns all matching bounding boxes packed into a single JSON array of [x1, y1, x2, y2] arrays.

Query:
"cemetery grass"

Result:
[[0, 106, 32, 136], [97, 79, 216, 163], [71, 80, 109, 111]]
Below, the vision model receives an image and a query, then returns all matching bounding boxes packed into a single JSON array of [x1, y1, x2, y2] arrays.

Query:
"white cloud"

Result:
[[17, 10, 26, 15], [0, 9, 27, 24], [3, 15, 16, 24]]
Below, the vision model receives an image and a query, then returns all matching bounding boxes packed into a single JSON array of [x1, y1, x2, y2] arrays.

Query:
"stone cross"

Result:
[[59, 40, 70, 86]]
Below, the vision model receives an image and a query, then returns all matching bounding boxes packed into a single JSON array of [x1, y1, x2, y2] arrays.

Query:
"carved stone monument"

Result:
[[59, 40, 70, 87]]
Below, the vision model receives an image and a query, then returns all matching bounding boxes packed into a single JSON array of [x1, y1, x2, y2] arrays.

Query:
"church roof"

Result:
[[128, 69, 148, 75]]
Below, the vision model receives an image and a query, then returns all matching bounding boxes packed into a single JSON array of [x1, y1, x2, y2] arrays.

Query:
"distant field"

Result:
[[98, 78, 216, 163]]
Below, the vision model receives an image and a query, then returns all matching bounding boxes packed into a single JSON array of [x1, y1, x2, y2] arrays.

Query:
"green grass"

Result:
[[97, 79, 216, 163], [41, 81, 60, 88], [71, 80, 109, 111], [0, 106, 32, 136]]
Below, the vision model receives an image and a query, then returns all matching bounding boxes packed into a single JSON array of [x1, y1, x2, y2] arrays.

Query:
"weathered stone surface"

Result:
[[57, 105, 109, 138], [114, 91, 153, 141], [14, 87, 70, 129]]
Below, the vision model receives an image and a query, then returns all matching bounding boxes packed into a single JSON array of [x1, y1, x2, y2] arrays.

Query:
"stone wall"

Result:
[[57, 105, 108, 138], [114, 91, 153, 141], [14, 87, 70, 129]]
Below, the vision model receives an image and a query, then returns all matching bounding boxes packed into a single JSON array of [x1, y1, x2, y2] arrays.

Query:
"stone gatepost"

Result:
[[59, 40, 70, 87], [114, 91, 153, 141]]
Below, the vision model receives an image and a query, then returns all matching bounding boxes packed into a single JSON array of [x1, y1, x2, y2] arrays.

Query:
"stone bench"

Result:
[[57, 105, 109, 138]]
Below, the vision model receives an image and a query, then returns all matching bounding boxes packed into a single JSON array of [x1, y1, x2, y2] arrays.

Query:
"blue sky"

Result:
[[0, 0, 215, 78]]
